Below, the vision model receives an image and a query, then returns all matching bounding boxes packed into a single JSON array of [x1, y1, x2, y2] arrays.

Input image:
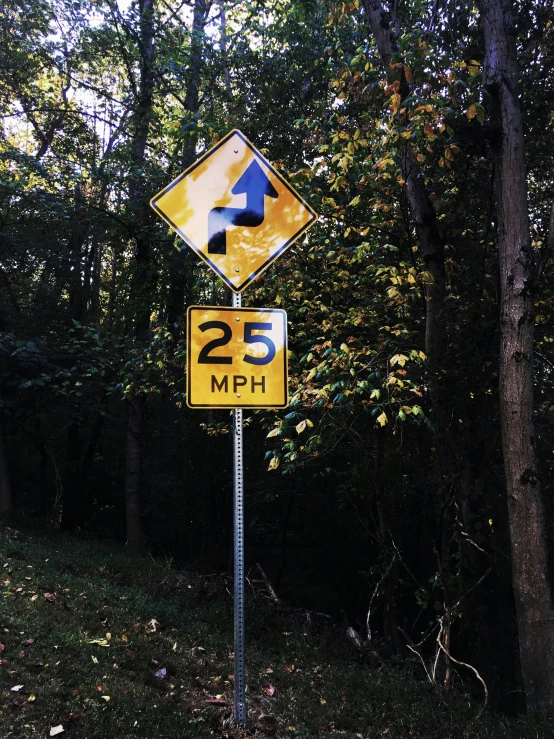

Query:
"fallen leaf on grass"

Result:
[[23, 638, 35, 645], [91, 655, 98, 664], [283, 664, 295, 673], [27, 695, 36, 702], [49, 726, 64, 736], [155, 668, 167, 678], [11, 685, 24, 692], [262, 684, 276, 696], [205, 698, 227, 705], [101, 696, 110, 702], [86, 638, 110, 647], [0, 643, 4, 652], [44, 593, 57, 602]]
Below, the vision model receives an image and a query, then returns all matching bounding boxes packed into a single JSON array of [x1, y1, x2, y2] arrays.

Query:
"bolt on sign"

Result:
[[187, 306, 287, 408], [149, 129, 317, 292]]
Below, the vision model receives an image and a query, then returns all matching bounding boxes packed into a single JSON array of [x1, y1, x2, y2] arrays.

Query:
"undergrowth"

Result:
[[0, 531, 552, 738]]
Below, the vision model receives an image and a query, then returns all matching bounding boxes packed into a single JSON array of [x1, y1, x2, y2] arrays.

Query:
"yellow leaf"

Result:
[[306, 419, 314, 428], [377, 412, 388, 427], [268, 457, 280, 471], [390, 354, 409, 367], [467, 104, 477, 120], [27, 694, 36, 702], [400, 130, 411, 139], [102, 696, 110, 702], [91, 655, 98, 664], [266, 427, 280, 438], [370, 389, 381, 399], [296, 420, 307, 434]]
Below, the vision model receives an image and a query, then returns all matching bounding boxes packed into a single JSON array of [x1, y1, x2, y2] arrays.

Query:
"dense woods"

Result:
[[2, 0, 554, 721]]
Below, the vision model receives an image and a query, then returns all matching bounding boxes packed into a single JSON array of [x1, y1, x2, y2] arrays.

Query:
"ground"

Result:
[[0, 529, 551, 738]]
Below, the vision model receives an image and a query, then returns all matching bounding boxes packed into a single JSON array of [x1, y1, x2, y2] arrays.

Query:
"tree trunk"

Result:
[[478, 0, 554, 712], [0, 416, 12, 519], [61, 421, 84, 531], [361, 0, 446, 367], [165, 0, 209, 333], [126, 395, 146, 552], [124, 0, 157, 553]]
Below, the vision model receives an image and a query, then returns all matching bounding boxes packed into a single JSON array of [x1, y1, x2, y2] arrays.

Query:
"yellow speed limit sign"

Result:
[[187, 306, 288, 409]]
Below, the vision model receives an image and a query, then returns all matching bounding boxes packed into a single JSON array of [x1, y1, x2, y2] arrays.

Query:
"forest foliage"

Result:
[[2, 0, 554, 720]]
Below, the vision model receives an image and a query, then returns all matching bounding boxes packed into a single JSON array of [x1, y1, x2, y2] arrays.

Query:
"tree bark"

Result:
[[360, 0, 446, 366], [0, 415, 12, 519], [125, 0, 157, 553], [126, 395, 146, 552], [477, 0, 554, 712], [61, 421, 84, 531], [165, 0, 209, 333]]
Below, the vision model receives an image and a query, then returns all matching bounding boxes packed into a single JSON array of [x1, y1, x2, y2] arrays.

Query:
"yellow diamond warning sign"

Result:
[[150, 130, 317, 293], [187, 306, 287, 408]]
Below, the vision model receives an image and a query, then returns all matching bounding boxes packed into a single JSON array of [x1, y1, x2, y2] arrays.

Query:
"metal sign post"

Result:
[[150, 130, 317, 728], [232, 291, 247, 726]]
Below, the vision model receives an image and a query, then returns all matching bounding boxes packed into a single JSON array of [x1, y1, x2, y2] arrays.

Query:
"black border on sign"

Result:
[[186, 306, 288, 409], [150, 130, 317, 293]]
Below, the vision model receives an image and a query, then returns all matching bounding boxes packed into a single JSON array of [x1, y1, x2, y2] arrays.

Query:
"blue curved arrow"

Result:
[[208, 160, 279, 255]]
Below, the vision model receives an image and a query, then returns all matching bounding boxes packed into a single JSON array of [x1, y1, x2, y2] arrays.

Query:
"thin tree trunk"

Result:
[[361, 0, 446, 368], [61, 421, 84, 531], [165, 0, 209, 333], [125, 0, 157, 553], [478, 0, 554, 712], [126, 395, 145, 551], [0, 416, 12, 519]]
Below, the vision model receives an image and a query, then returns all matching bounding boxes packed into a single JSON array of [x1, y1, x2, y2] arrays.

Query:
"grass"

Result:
[[0, 530, 552, 738]]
